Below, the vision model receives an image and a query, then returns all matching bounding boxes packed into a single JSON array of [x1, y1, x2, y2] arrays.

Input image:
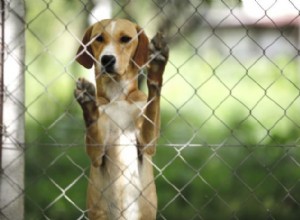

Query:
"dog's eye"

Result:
[[96, 35, 104, 42], [120, 36, 132, 43]]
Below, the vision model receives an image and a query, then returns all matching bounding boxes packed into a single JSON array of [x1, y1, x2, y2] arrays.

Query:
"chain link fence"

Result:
[[1, 0, 300, 219]]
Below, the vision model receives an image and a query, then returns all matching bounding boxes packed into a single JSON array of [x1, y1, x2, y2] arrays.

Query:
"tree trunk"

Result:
[[89, 0, 112, 24], [0, 0, 25, 219]]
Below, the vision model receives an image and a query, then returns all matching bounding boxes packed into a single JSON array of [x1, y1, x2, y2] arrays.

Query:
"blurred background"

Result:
[[1, 0, 300, 219]]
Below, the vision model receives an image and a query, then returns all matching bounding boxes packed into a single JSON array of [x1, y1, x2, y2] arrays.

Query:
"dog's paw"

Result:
[[74, 77, 96, 105], [149, 32, 169, 66], [147, 33, 169, 87]]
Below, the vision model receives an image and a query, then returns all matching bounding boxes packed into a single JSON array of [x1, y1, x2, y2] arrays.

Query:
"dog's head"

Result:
[[76, 19, 149, 76]]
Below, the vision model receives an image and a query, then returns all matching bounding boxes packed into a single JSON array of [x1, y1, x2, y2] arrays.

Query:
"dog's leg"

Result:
[[74, 78, 104, 167], [140, 32, 169, 155]]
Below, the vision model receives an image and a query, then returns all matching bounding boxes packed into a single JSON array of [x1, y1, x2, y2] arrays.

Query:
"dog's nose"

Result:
[[101, 55, 116, 73]]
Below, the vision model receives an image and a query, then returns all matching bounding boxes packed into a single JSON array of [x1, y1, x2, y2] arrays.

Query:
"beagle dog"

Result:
[[74, 19, 169, 220]]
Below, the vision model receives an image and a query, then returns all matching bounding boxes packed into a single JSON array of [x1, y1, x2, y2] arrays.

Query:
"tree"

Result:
[[0, 0, 25, 219]]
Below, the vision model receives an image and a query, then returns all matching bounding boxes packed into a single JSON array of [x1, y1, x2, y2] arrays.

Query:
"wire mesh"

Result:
[[1, 0, 300, 219]]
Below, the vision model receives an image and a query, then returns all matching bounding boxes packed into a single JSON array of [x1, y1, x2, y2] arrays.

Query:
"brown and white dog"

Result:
[[74, 19, 169, 220]]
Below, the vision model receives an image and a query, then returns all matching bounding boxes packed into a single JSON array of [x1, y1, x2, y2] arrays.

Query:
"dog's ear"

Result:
[[132, 26, 149, 69], [76, 26, 94, 69]]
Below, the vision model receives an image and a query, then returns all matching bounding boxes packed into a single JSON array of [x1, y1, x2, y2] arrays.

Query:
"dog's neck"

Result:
[[95, 70, 138, 102]]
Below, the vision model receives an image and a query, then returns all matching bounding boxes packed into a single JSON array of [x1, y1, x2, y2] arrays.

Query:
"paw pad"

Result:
[[149, 32, 169, 64], [74, 78, 96, 105]]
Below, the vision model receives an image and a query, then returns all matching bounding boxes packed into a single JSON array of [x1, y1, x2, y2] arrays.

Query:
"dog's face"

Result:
[[76, 19, 149, 76]]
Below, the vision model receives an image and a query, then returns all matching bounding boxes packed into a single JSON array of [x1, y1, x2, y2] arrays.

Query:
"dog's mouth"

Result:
[[100, 67, 120, 79], [101, 66, 117, 75]]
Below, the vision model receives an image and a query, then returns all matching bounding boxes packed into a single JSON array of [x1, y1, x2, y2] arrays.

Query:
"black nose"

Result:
[[101, 55, 116, 73]]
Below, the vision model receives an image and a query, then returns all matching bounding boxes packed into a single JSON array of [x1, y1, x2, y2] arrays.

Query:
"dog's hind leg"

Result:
[[74, 77, 104, 167], [139, 32, 169, 155]]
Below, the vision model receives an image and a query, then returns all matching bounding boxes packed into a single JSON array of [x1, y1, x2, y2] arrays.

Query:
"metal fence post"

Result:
[[0, 0, 25, 219], [0, 0, 4, 171]]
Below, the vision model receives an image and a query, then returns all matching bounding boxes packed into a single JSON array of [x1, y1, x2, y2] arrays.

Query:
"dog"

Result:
[[74, 19, 169, 220]]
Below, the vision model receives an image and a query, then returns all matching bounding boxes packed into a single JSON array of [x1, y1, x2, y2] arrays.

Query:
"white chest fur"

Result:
[[99, 100, 146, 219], [100, 100, 142, 130]]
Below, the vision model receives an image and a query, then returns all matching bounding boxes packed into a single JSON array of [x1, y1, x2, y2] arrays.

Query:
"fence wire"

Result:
[[1, 0, 300, 219]]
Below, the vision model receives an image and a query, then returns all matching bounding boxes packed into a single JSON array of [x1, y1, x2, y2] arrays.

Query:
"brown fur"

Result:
[[74, 19, 169, 220]]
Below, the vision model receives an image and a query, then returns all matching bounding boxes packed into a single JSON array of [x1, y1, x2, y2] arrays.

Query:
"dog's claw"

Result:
[[74, 77, 96, 105]]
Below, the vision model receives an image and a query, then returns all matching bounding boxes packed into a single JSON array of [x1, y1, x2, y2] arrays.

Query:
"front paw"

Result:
[[147, 33, 169, 87], [149, 32, 169, 65], [74, 78, 99, 127], [74, 77, 96, 106]]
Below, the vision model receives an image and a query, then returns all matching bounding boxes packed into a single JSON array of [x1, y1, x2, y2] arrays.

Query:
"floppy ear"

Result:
[[132, 26, 149, 69], [76, 26, 94, 69]]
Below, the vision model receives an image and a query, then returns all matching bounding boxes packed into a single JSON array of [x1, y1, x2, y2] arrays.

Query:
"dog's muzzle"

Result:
[[101, 55, 116, 74]]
